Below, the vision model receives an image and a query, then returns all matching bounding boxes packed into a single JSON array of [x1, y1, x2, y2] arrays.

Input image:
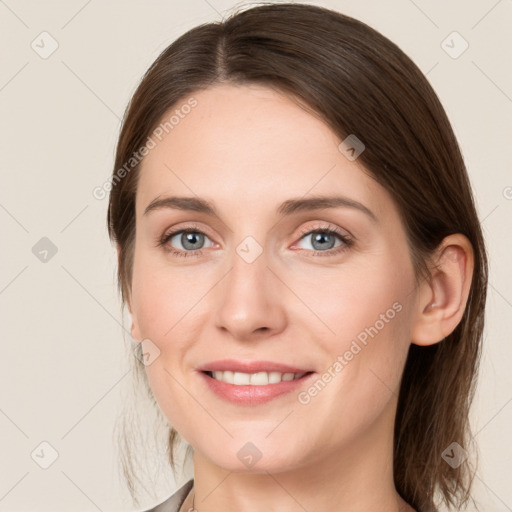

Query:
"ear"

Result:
[[116, 242, 141, 342], [411, 234, 474, 346]]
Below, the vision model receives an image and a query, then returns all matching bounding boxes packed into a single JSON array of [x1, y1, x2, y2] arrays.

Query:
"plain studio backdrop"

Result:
[[0, 0, 511, 510]]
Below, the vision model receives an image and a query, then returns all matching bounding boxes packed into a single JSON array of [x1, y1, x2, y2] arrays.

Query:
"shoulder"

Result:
[[140, 479, 194, 512]]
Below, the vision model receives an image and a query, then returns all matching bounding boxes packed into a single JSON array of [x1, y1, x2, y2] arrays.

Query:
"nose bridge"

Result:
[[213, 241, 286, 339]]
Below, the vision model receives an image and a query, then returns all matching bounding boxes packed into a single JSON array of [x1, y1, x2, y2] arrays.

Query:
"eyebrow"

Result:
[[143, 195, 378, 222]]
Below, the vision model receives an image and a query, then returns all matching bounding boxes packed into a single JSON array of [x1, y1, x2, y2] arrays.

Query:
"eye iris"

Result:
[[311, 232, 336, 250], [182, 232, 204, 250]]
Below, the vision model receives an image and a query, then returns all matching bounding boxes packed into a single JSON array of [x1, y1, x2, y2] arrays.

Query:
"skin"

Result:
[[123, 84, 474, 512]]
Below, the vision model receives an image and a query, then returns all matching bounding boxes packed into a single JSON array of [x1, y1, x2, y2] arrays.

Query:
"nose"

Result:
[[214, 249, 287, 342]]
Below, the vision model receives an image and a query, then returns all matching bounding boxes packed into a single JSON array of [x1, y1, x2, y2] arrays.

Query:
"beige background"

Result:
[[0, 0, 511, 510]]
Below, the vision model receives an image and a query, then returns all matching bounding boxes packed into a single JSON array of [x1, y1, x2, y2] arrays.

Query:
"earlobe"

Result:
[[131, 319, 141, 342], [127, 307, 142, 341], [411, 234, 474, 346]]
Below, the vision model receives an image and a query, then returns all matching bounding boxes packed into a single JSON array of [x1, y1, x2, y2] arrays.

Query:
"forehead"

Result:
[[136, 84, 392, 221]]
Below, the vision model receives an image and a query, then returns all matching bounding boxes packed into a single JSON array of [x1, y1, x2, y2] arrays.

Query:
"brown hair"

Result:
[[107, 3, 488, 510]]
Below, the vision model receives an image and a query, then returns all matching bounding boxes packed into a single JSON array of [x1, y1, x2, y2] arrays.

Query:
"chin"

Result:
[[196, 437, 307, 474]]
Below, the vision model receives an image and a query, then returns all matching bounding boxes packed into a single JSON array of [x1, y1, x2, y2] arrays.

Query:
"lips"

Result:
[[197, 359, 313, 374], [197, 365, 316, 406]]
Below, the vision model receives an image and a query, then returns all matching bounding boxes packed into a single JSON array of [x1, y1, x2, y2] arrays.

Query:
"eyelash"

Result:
[[158, 223, 353, 258]]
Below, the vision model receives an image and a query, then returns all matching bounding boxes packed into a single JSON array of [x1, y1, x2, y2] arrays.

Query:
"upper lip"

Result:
[[197, 359, 313, 374]]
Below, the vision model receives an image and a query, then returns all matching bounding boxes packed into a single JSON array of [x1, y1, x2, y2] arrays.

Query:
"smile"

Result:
[[199, 369, 315, 405], [204, 370, 309, 385]]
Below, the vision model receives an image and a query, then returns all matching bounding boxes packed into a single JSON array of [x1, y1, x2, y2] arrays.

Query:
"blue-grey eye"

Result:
[[168, 230, 214, 251], [297, 230, 343, 251]]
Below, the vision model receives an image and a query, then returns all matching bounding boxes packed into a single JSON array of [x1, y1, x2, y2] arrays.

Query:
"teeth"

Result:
[[210, 370, 306, 385]]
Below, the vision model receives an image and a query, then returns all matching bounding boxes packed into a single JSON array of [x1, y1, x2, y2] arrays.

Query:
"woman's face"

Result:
[[128, 83, 420, 472]]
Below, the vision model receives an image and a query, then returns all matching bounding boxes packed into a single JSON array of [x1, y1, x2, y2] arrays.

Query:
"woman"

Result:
[[107, 3, 488, 511]]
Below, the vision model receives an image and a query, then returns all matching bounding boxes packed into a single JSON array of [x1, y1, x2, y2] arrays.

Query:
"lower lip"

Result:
[[198, 371, 315, 405]]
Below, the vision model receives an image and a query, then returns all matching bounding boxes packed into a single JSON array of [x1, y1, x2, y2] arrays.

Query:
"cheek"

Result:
[[130, 247, 192, 339], [292, 265, 414, 444], [305, 257, 411, 342], [129, 249, 211, 390], [302, 254, 414, 389], [129, 255, 204, 437]]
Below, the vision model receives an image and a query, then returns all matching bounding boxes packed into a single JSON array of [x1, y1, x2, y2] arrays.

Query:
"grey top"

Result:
[[141, 479, 194, 512]]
